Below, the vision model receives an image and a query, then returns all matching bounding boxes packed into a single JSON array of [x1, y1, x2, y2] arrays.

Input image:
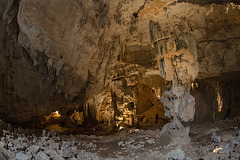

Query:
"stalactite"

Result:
[[149, 20, 199, 145]]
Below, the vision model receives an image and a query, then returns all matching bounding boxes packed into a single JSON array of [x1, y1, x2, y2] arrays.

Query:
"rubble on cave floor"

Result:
[[1, 118, 240, 160]]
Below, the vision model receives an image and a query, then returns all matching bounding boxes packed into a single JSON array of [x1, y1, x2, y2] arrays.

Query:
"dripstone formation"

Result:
[[0, 0, 240, 130]]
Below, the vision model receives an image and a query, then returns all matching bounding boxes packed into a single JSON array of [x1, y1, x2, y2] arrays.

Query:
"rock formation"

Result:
[[0, 0, 240, 132]]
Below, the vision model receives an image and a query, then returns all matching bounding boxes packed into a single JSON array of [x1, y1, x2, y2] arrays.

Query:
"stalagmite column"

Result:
[[149, 20, 199, 145]]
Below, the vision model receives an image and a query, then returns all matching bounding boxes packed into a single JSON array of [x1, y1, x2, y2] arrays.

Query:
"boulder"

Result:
[[0, 147, 15, 160], [166, 149, 185, 160], [118, 141, 124, 146], [87, 142, 98, 150], [44, 149, 64, 160], [235, 143, 240, 153], [211, 133, 221, 143], [42, 130, 47, 137], [28, 145, 40, 154], [16, 152, 32, 160], [146, 139, 155, 144], [221, 134, 232, 142], [62, 141, 71, 148], [36, 151, 50, 160], [77, 150, 99, 160], [202, 152, 219, 160], [59, 147, 75, 158], [48, 143, 60, 150]]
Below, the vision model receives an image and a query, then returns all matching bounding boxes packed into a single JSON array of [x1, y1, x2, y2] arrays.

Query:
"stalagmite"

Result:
[[149, 20, 199, 145]]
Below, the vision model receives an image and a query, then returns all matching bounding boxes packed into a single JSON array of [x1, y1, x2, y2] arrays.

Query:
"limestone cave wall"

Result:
[[0, 0, 240, 127], [193, 72, 240, 123]]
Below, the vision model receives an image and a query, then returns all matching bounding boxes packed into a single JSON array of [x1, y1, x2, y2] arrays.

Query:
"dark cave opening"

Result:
[[20, 70, 240, 135], [192, 71, 240, 123]]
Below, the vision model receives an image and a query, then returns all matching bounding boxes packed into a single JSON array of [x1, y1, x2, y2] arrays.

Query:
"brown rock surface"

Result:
[[0, 0, 240, 124]]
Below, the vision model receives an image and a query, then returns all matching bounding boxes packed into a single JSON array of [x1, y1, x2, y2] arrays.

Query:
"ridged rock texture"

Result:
[[0, 0, 240, 126]]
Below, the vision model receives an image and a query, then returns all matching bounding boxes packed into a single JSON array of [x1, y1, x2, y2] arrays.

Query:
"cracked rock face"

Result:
[[149, 20, 199, 123], [0, 0, 240, 124]]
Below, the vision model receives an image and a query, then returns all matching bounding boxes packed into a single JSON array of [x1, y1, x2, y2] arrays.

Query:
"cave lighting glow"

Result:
[[195, 82, 199, 88], [53, 110, 61, 118], [191, 82, 199, 90], [217, 88, 223, 112], [213, 146, 223, 154]]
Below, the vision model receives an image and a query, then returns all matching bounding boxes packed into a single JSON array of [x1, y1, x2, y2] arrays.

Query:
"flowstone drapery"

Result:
[[149, 20, 199, 145]]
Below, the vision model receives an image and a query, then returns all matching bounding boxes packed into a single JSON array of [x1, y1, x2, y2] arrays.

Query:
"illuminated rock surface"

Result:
[[0, 0, 239, 124], [1, 1, 240, 159], [0, 0, 240, 126]]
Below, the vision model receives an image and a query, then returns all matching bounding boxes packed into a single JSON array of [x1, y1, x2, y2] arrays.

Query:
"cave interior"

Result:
[[1, 0, 240, 159]]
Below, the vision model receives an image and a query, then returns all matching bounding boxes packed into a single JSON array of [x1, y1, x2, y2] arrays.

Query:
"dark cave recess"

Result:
[[192, 71, 240, 123]]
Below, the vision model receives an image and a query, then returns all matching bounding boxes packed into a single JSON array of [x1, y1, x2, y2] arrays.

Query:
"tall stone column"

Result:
[[149, 20, 199, 146]]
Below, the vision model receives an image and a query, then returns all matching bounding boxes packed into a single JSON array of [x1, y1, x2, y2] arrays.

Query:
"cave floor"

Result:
[[1, 118, 240, 159]]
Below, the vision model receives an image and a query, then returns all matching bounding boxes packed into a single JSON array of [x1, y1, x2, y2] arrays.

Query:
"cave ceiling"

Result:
[[0, 0, 240, 124]]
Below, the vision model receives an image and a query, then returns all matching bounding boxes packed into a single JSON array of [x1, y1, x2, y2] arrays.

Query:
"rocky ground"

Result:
[[1, 118, 240, 160]]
